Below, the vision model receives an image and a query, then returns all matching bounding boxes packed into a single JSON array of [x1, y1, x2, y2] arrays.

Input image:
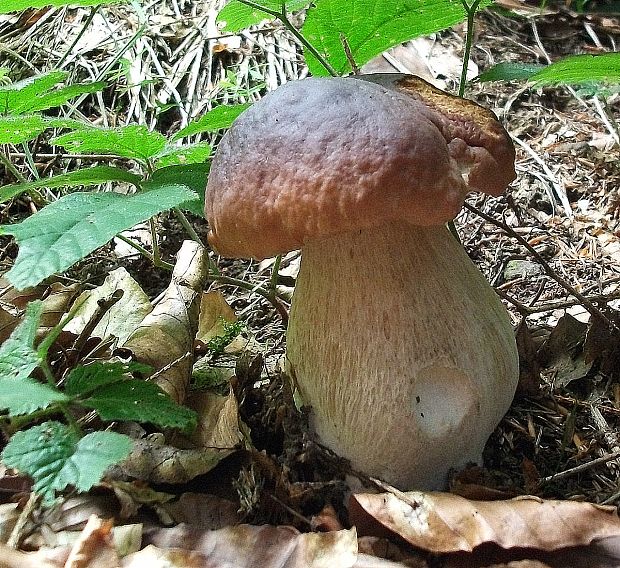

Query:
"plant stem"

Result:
[[0, 151, 28, 183], [56, 5, 99, 69], [115, 233, 174, 270], [236, 0, 339, 77], [458, 0, 481, 97]]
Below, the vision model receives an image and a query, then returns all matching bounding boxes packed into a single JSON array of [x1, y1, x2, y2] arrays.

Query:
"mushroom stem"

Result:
[[286, 221, 519, 489]]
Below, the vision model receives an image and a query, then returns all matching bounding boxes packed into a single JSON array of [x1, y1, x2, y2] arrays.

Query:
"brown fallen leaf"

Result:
[[144, 523, 358, 568], [350, 490, 620, 554], [122, 241, 208, 403], [64, 515, 119, 568]]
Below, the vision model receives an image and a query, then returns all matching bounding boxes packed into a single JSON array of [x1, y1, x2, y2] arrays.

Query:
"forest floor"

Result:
[[1, 0, 620, 566]]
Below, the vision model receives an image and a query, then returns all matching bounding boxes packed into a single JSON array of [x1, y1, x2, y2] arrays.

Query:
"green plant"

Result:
[[0, 301, 197, 502]]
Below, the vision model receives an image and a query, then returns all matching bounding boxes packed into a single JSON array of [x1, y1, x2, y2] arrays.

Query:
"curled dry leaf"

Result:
[[196, 290, 236, 343], [64, 515, 119, 568], [144, 523, 358, 568], [0, 278, 79, 343], [113, 438, 230, 484], [122, 241, 208, 403], [64, 268, 152, 346], [350, 491, 620, 554]]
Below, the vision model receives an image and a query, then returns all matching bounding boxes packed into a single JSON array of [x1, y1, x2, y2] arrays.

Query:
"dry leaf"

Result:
[[350, 491, 620, 553], [122, 241, 208, 403], [196, 291, 236, 343], [64, 268, 152, 346], [64, 515, 119, 568], [144, 524, 358, 568]]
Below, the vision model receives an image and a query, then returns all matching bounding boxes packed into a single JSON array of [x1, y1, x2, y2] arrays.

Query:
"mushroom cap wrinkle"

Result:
[[205, 74, 515, 260], [205, 74, 519, 489]]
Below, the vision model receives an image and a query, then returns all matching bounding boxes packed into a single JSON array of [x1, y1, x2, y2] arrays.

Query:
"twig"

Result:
[[496, 287, 620, 316], [539, 449, 620, 485], [7, 492, 39, 549], [464, 202, 617, 331]]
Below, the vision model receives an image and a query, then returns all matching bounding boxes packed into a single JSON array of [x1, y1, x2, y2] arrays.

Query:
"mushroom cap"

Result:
[[205, 74, 515, 260]]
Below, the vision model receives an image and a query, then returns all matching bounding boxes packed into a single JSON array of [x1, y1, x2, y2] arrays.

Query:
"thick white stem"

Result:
[[286, 222, 519, 489]]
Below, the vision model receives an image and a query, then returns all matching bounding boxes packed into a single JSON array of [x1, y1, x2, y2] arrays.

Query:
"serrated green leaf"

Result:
[[154, 142, 212, 168], [0, 185, 197, 290], [0, 0, 123, 13], [0, 166, 143, 206], [1, 422, 132, 502], [172, 104, 251, 141], [81, 380, 197, 432], [0, 376, 68, 415], [22, 82, 106, 114], [477, 62, 545, 83], [302, 0, 494, 76], [52, 125, 167, 162], [0, 115, 47, 144], [0, 115, 84, 145], [65, 361, 150, 397], [531, 52, 620, 85], [146, 164, 209, 216], [0, 300, 43, 382], [0, 71, 66, 113], [216, 0, 310, 32]]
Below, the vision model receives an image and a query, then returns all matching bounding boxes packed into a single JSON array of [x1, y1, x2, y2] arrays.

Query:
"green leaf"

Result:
[[172, 104, 251, 141], [477, 62, 545, 83], [0, 71, 102, 114], [216, 0, 310, 32], [52, 125, 167, 162], [0, 115, 84, 145], [0, 166, 143, 205], [0, 377, 68, 415], [81, 379, 197, 432], [146, 164, 210, 216], [301, 0, 494, 76], [1, 422, 132, 503], [0, 0, 123, 13], [154, 142, 212, 168], [0, 115, 47, 144], [65, 361, 150, 397], [0, 185, 198, 290], [0, 71, 65, 113], [0, 300, 43, 382], [531, 52, 620, 85], [22, 82, 106, 114]]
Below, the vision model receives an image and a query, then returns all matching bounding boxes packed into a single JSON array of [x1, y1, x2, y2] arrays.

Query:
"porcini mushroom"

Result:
[[205, 74, 519, 489]]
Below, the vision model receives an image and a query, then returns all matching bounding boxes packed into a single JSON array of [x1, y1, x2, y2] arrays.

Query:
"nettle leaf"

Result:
[[0, 115, 47, 144], [0, 185, 197, 290], [0, 166, 143, 206], [52, 125, 167, 162], [172, 104, 251, 141], [81, 379, 198, 432], [146, 163, 209, 216], [0, 71, 65, 113], [65, 361, 150, 397], [302, 0, 494, 76], [531, 52, 620, 85], [0, 115, 84, 146], [154, 142, 212, 168], [1, 421, 132, 503], [0, 0, 123, 13], [0, 300, 43, 382], [217, 0, 310, 32], [22, 81, 106, 113]]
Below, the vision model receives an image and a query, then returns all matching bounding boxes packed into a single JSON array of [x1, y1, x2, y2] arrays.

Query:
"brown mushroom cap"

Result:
[[205, 74, 515, 260]]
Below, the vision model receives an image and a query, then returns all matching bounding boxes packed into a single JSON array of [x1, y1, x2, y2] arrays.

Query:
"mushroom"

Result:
[[205, 74, 519, 489]]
